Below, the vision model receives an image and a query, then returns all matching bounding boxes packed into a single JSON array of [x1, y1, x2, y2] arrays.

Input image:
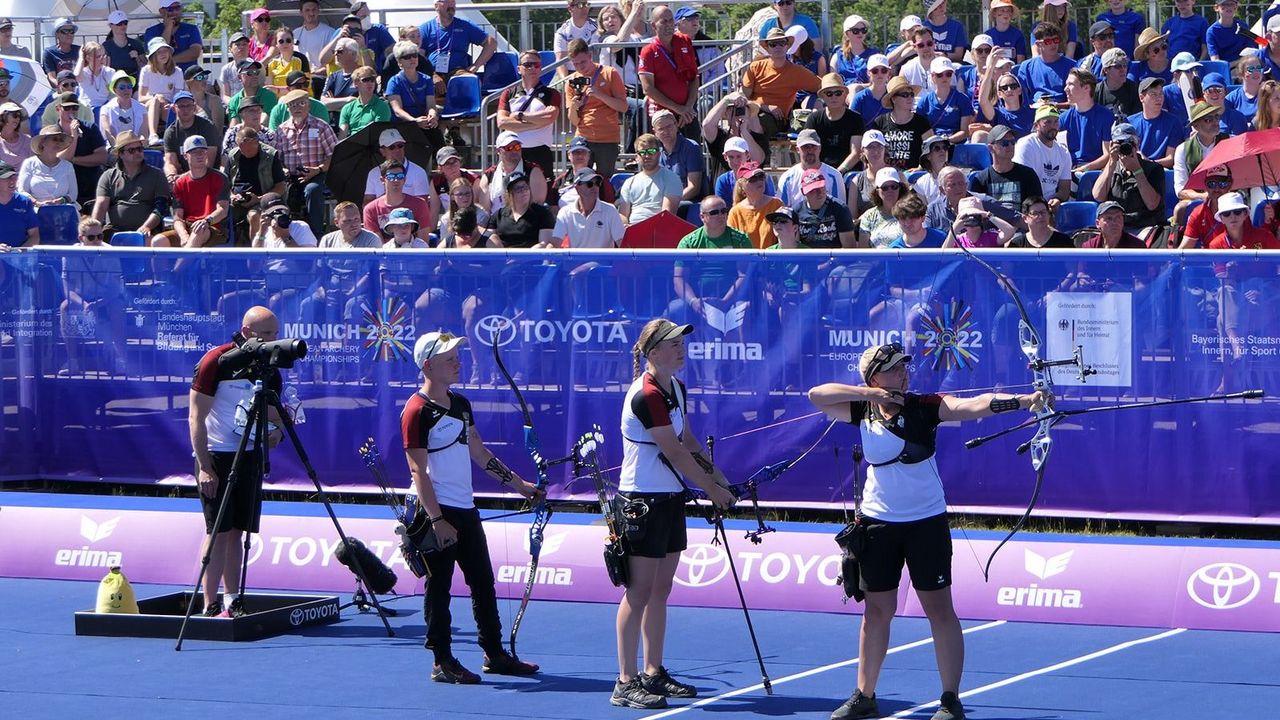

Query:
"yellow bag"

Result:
[[96, 566, 139, 614]]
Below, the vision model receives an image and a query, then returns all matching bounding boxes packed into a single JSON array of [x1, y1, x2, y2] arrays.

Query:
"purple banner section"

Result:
[[3, 501, 1277, 633]]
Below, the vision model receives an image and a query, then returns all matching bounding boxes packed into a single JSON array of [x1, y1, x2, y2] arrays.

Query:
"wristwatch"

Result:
[[516, 111, 525, 123]]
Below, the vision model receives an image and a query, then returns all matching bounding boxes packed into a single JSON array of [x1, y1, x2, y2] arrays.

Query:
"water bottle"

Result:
[[282, 386, 306, 425]]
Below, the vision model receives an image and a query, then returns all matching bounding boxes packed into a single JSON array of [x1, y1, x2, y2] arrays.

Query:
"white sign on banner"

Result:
[[1045, 292, 1133, 386]]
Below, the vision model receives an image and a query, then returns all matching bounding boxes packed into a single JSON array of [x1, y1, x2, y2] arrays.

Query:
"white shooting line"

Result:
[[644, 620, 1008, 719]]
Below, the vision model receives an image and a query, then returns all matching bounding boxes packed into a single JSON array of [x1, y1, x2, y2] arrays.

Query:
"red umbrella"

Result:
[[1185, 128, 1280, 192]]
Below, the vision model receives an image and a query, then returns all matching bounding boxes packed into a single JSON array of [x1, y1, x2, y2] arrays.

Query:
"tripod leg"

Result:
[[268, 392, 396, 637], [177, 390, 265, 651], [715, 517, 773, 695]]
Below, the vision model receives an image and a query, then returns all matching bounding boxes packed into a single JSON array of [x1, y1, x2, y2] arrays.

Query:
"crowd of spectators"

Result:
[[1, 0, 1279, 261]]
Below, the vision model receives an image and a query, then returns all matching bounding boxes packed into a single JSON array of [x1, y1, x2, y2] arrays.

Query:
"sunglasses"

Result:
[[501, 143, 523, 151], [822, 89, 846, 97], [82, 233, 103, 240], [771, 217, 794, 225], [1040, 37, 1061, 46], [992, 139, 1016, 147], [241, 69, 261, 76], [766, 40, 790, 48], [636, 147, 659, 156], [396, 54, 417, 61], [879, 182, 902, 191], [121, 145, 144, 154], [851, 27, 868, 35], [1148, 44, 1168, 53], [893, 91, 914, 99], [385, 142, 406, 150], [385, 172, 407, 181], [357, 77, 377, 84], [1220, 208, 1246, 218], [254, 16, 271, 22], [870, 67, 890, 74], [114, 20, 129, 26], [975, 46, 992, 53], [776, 0, 795, 5], [914, 41, 934, 48], [934, 70, 954, 78], [519, 61, 541, 68], [998, 84, 1020, 91], [1095, 32, 1115, 40], [278, 38, 294, 44], [1206, 178, 1232, 190], [58, 29, 75, 35], [1247, 65, 1264, 73], [704, 207, 730, 216]]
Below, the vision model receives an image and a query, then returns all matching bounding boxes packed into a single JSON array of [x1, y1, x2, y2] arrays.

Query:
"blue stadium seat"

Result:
[[1199, 60, 1230, 83], [143, 148, 164, 169], [481, 51, 519, 94], [108, 231, 149, 282], [843, 170, 860, 190], [685, 202, 702, 228], [950, 143, 992, 171], [538, 50, 557, 85], [610, 172, 632, 194], [1055, 201, 1097, 234], [37, 204, 80, 245], [1164, 169, 1177, 215], [1076, 170, 1101, 200], [440, 74, 481, 120]]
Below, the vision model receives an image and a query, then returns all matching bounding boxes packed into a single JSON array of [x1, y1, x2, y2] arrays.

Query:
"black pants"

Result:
[[423, 505, 503, 661]]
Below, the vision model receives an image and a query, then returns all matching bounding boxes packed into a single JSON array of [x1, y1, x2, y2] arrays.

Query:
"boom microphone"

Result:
[[335, 538, 398, 595]]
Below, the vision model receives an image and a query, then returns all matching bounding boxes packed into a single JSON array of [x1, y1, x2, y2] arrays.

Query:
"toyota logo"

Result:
[[673, 543, 730, 588], [1186, 562, 1261, 610], [474, 315, 517, 347], [290, 608, 304, 626]]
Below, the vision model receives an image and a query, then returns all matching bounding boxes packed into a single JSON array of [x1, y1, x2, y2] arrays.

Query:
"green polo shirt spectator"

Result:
[[268, 96, 328, 130], [675, 225, 751, 298], [339, 95, 391, 137], [227, 86, 277, 118]]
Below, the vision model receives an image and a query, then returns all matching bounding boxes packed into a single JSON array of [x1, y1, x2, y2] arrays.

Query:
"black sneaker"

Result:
[[639, 666, 697, 698], [432, 657, 481, 684], [831, 689, 879, 720], [931, 691, 965, 720], [482, 650, 539, 675], [226, 597, 246, 618], [610, 677, 668, 709], [201, 600, 222, 618]]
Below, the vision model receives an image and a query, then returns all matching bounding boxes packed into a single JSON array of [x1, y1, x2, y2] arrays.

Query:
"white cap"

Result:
[[1171, 52, 1202, 72], [1268, 15, 1280, 33], [862, 129, 887, 147], [108, 10, 128, 25], [724, 136, 750, 154], [843, 15, 868, 33], [1214, 192, 1248, 220], [496, 129, 521, 147], [785, 24, 809, 55], [930, 57, 957, 75], [378, 128, 405, 147], [867, 53, 890, 71], [900, 15, 924, 33], [972, 34, 994, 50], [1042, 0, 1069, 5], [414, 331, 467, 368], [874, 167, 903, 187]]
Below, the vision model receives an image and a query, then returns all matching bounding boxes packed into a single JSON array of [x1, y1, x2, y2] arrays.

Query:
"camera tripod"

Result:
[[176, 377, 395, 649]]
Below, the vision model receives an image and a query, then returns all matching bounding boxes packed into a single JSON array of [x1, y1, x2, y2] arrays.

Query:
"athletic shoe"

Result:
[[482, 650, 539, 675], [831, 689, 879, 720], [226, 597, 246, 618], [432, 657, 481, 684], [610, 677, 667, 709], [201, 600, 222, 617], [639, 666, 698, 698], [931, 691, 965, 720]]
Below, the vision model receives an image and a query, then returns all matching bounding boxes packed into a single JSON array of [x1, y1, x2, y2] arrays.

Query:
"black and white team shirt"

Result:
[[191, 342, 283, 452], [620, 373, 688, 493], [848, 393, 948, 522], [401, 390, 476, 510]]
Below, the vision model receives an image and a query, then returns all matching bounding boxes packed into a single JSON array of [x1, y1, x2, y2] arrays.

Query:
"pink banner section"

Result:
[[3, 503, 1277, 633]]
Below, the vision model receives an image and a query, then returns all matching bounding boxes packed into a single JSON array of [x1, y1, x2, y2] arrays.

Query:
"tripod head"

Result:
[[220, 332, 308, 372]]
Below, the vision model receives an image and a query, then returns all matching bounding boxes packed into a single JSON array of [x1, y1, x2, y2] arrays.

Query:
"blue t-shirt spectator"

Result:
[[887, 227, 947, 248], [1226, 86, 1258, 120], [759, 14, 821, 44], [386, 71, 435, 117], [1097, 9, 1146, 55], [956, 64, 978, 96], [832, 47, 878, 84], [924, 18, 969, 58], [1017, 55, 1075, 99], [418, 17, 489, 74], [851, 88, 887, 124], [144, 22, 203, 70], [714, 170, 775, 208], [1163, 84, 1189, 123], [988, 103, 1035, 136], [0, 191, 38, 246], [659, 134, 706, 192], [1206, 19, 1249, 62], [916, 88, 973, 135], [102, 37, 147, 77], [1128, 109, 1187, 160], [1128, 61, 1173, 86], [986, 26, 1028, 59], [41, 46, 78, 78], [1219, 105, 1250, 135], [1060, 103, 1114, 166], [1033, 21, 1079, 51], [323, 69, 356, 99], [364, 23, 396, 65], [1078, 55, 1104, 78], [1161, 14, 1209, 59]]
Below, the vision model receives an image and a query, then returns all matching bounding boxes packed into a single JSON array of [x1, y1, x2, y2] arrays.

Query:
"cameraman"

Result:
[[224, 126, 286, 245], [1091, 122, 1166, 245], [189, 306, 286, 618], [564, 38, 627, 181]]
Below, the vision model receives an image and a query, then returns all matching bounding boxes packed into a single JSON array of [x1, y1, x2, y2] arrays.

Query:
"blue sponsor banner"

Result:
[[1, 248, 1277, 522]]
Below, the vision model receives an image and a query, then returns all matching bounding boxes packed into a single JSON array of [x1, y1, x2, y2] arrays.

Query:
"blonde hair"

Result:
[[632, 318, 670, 378], [333, 201, 360, 219], [1256, 80, 1280, 130], [635, 133, 659, 151], [79, 217, 103, 235]]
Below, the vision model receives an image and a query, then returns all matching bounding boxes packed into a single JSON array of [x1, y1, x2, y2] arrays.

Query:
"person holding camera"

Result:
[[943, 196, 1015, 248], [225, 126, 286, 244], [565, 38, 627, 182], [1091, 122, 1166, 243], [189, 305, 286, 618], [403, 330, 542, 683], [275, 87, 337, 237]]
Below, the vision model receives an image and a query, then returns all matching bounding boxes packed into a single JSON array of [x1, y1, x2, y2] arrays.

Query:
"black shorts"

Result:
[[620, 491, 688, 559], [199, 450, 264, 535], [857, 512, 952, 593]]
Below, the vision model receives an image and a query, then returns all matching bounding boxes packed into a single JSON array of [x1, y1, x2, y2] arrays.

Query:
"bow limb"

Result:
[[491, 328, 550, 660]]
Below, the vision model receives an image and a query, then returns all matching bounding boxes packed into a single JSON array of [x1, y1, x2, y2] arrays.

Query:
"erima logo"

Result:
[[1024, 548, 1073, 580], [81, 516, 121, 543], [690, 302, 763, 361], [704, 302, 748, 335]]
